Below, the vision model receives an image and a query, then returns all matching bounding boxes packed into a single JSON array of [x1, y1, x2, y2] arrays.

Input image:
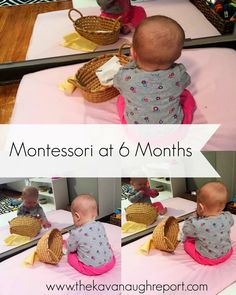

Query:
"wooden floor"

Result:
[[0, 0, 72, 123]]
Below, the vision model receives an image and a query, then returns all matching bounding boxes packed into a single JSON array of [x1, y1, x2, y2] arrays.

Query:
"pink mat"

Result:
[[0, 210, 73, 255], [0, 223, 121, 295], [26, 0, 220, 60], [11, 48, 236, 150], [121, 215, 236, 295]]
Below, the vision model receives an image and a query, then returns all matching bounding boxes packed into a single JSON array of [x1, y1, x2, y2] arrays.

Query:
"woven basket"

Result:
[[68, 43, 130, 103], [9, 216, 41, 238], [190, 0, 235, 34], [152, 216, 179, 252], [36, 229, 63, 265], [68, 8, 121, 45], [125, 203, 158, 226]]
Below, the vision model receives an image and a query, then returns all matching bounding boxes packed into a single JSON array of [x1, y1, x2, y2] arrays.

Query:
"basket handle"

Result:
[[117, 43, 131, 56], [67, 78, 78, 88], [68, 8, 83, 23], [112, 16, 122, 30]]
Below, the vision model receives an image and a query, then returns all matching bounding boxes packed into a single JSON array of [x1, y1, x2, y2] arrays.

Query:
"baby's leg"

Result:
[[152, 202, 167, 215], [117, 95, 127, 124], [184, 238, 233, 265], [67, 253, 116, 275], [180, 89, 196, 124]]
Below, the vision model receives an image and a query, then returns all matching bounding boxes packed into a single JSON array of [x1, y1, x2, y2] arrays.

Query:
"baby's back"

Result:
[[74, 221, 113, 267], [194, 212, 234, 259], [113, 62, 191, 124]]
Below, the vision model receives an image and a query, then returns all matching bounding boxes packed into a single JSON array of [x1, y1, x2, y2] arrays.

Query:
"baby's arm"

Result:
[[67, 231, 79, 253], [127, 190, 145, 203], [182, 218, 196, 241], [38, 206, 51, 228], [113, 69, 123, 91], [17, 205, 24, 216], [178, 64, 191, 89]]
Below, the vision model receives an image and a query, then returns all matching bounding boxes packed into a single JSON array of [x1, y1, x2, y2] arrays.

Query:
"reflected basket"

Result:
[[125, 203, 158, 226], [9, 216, 41, 238]]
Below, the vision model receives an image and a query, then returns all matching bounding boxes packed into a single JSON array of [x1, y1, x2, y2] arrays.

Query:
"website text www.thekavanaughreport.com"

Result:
[[46, 280, 208, 294]]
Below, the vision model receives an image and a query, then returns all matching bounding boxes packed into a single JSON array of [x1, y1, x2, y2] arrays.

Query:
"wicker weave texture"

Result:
[[126, 203, 158, 226], [68, 9, 121, 45], [153, 216, 179, 252], [36, 228, 63, 265], [190, 0, 234, 34], [68, 44, 130, 103], [9, 216, 41, 238]]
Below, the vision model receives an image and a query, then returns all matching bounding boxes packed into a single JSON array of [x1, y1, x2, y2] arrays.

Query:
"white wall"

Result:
[[67, 178, 121, 218]]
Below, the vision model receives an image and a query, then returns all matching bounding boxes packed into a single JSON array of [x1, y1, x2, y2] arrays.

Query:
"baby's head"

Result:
[[71, 194, 98, 227], [22, 186, 39, 209], [197, 182, 228, 217], [132, 15, 185, 71], [130, 178, 148, 191]]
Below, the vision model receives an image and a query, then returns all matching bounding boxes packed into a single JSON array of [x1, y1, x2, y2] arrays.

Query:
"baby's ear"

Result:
[[74, 212, 80, 220], [130, 46, 137, 60]]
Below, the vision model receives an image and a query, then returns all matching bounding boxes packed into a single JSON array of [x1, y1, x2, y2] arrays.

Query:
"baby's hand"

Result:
[[41, 220, 51, 228], [121, 23, 132, 35], [149, 189, 159, 198]]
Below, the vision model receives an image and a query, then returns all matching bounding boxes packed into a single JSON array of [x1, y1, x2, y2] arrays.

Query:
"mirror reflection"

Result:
[[1, 0, 235, 64], [0, 177, 121, 260]]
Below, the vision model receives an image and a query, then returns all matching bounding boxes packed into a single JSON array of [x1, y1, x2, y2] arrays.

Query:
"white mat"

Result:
[[26, 0, 220, 60]]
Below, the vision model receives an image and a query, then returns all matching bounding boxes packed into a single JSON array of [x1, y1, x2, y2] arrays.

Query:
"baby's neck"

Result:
[[137, 62, 172, 72]]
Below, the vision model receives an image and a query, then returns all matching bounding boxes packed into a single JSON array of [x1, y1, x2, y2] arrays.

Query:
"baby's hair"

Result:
[[121, 178, 131, 184], [71, 194, 98, 216], [133, 15, 185, 68], [22, 186, 39, 199], [197, 181, 228, 209], [130, 177, 147, 183]]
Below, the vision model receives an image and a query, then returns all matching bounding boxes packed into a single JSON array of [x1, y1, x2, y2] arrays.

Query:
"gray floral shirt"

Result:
[[182, 211, 234, 259], [113, 61, 191, 124], [67, 221, 113, 267], [17, 203, 47, 221]]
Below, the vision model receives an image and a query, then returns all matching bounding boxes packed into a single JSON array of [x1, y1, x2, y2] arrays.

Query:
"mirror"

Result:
[[1, 0, 235, 64], [121, 177, 195, 244], [0, 177, 121, 261]]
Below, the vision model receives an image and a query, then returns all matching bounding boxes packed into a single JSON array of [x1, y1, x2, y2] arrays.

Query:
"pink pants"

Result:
[[100, 5, 146, 27], [117, 89, 196, 124], [184, 238, 233, 265], [152, 202, 165, 212], [67, 253, 116, 276]]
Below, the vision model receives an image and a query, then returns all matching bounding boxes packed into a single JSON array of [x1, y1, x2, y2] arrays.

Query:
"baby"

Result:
[[113, 15, 196, 124], [182, 182, 234, 265], [67, 194, 115, 275], [123, 178, 167, 215], [17, 186, 51, 228], [97, 0, 146, 34]]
